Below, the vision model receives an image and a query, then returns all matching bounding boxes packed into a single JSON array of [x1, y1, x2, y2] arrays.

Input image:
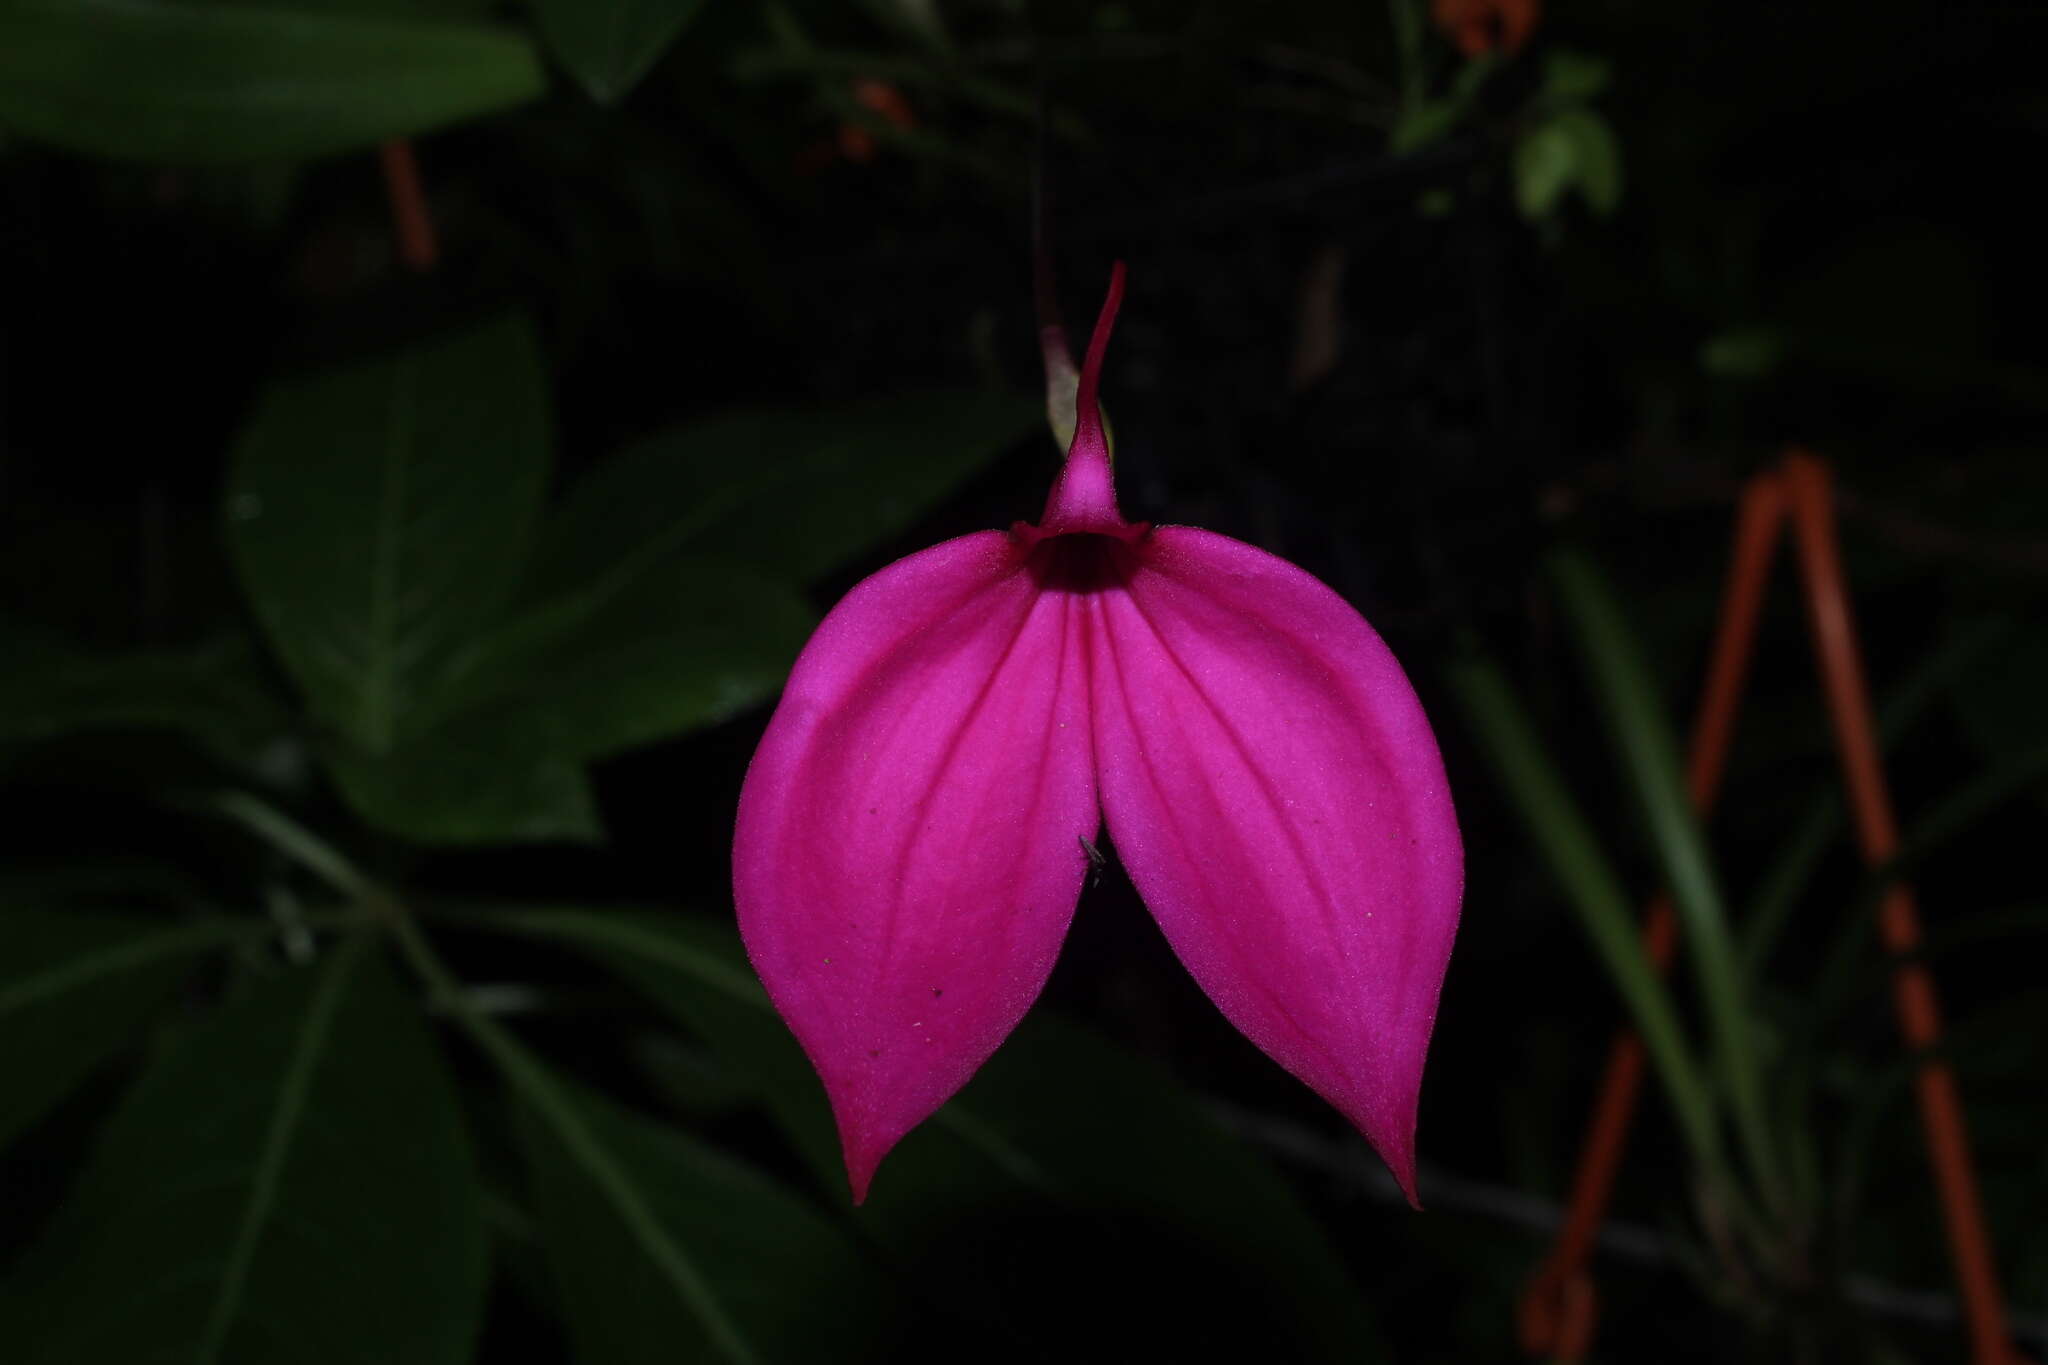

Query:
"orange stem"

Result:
[[1521, 454, 2019, 1363], [1781, 450, 2016, 1365], [1518, 471, 1786, 1359], [378, 139, 438, 271]]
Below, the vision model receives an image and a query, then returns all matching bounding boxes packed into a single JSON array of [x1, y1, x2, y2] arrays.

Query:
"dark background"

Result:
[[2, 1, 2045, 1361]]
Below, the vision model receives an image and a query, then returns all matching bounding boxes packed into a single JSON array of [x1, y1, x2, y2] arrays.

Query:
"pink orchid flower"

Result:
[[735, 265, 1462, 1203]]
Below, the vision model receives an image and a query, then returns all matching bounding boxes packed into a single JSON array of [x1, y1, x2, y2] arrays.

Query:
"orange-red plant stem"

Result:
[[1781, 451, 2016, 1365], [379, 139, 438, 271], [1517, 471, 1786, 1359], [1519, 453, 2018, 1363]]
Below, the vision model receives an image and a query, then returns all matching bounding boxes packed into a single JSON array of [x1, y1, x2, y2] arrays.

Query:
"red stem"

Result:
[[1518, 454, 2019, 1363], [379, 139, 438, 272]]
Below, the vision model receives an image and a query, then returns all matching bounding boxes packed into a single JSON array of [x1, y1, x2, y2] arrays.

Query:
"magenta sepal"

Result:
[[735, 264, 1462, 1204]]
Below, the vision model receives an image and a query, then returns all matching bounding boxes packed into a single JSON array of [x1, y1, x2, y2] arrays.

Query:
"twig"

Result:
[[378, 140, 438, 272], [1209, 1102, 2048, 1350]]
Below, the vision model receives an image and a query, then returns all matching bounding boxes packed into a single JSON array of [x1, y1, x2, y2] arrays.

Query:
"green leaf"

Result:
[[870, 1016, 1393, 1363], [1739, 617, 2004, 974], [1894, 736, 2048, 872], [492, 909, 1390, 1362], [1389, 52, 1496, 156], [0, 615, 76, 673], [1513, 109, 1622, 220], [531, 390, 1040, 597], [0, 912, 219, 1150], [500, 909, 844, 1189], [1512, 119, 1575, 219], [324, 710, 603, 846], [194, 0, 498, 18], [313, 554, 812, 839], [3, 941, 488, 1365], [1699, 327, 1786, 379], [0, 0, 545, 165], [1540, 48, 1611, 101], [1445, 654, 1725, 1182], [1389, 98, 1459, 156], [386, 913, 835, 1365], [468, 555, 815, 760], [0, 633, 288, 771], [518, 1077, 898, 1365], [226, 316, 551, 754], [531, 0, 711, 103], [1545, 549, 1779, 1206], [1559, 109, 1623, 215]]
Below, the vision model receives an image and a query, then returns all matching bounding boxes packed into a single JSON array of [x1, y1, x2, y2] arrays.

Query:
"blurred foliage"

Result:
[[2, 0, 2045, 1362]]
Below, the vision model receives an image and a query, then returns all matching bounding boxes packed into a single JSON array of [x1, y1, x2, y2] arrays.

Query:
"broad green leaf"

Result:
[[631, 1035, 758, 1121], [323, 711, 602, 846], [0, 912, 219, 1150], [0, 633, 287, 770], [504, 909, 1390, 1362], [3, 942, 488, 1365], [0, 615, 77, 672], [531, 390, 1040, 597], [871, 1016, 1392, 1363], [226, 316, 550, 754], [470, 556, 814, 760], [0, 0, 545, 165], [313, 555, 809, 841], [507, 909, 843, 1188], [518, 1076, 898, 1365], [532, 0, 712, 103], [193, 0, 496, 17]]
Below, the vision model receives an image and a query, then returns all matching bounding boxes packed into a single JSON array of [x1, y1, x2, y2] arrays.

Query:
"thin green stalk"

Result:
[[1923, 903, 2048, 957], [1830, 1048, 1924, 1247], [1387, 0, 1425, 115], [384, 909, 759, 1365], [425, 902, 1059, 1186], [1446, 656, 1729, 1189], [203, 790, 370, 900], [1781, 740, 2048, 1040], [1739, 807, 1839, 980], [1887, 736, 2048, 875], [1739, 617, 2002, 975], [0, 909, 368, 1018], [434, 905, 768, 1008], [1546, 550, 1786, 1211], [197, 934, 369, 1363], [0, 919, 236, 1015]]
